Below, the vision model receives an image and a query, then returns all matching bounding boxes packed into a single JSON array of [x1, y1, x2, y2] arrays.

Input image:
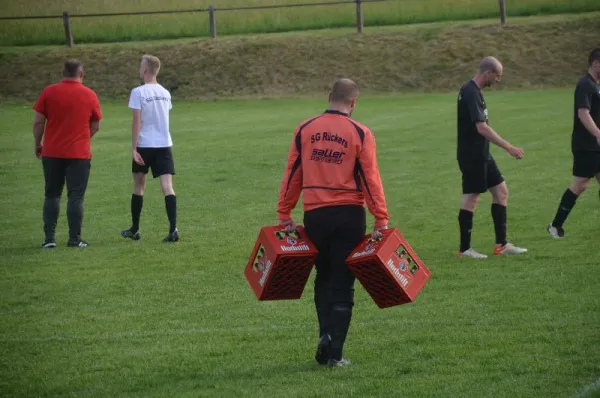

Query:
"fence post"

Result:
[[208, 5, 216, 38], [498, 0, 506, 26], [62, 11, 74, 47], [355, 0, 363, 33]]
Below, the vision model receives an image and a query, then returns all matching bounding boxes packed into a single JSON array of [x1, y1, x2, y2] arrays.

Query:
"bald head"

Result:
[[478, 56, 502, 74], [475, 56, 503, 88], [330, 78, 359, 105]]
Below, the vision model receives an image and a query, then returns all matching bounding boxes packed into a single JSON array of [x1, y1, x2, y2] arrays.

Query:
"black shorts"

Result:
[[42, 157, 91, 199], [458, 156, 505, 194], [132, 147, 175, 178], [572, 151, 600, 178]]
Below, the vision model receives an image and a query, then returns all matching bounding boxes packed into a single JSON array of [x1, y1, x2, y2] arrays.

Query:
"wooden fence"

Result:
[[0, 0, 509, 47]]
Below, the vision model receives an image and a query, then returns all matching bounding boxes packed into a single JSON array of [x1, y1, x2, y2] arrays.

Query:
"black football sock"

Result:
[[131, 194, 143, 232], [458, 209, 474, 252], [551, 189, 578, 228], [165, 195, 177, 233], [491, 204, 507, 246]]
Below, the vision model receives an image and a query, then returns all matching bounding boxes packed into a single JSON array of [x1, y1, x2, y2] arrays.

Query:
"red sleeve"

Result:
[[90, 92, 102, 121], [357, 128, 389, 228], [33, 89, 46, 115], [276, 127, 303, 221]]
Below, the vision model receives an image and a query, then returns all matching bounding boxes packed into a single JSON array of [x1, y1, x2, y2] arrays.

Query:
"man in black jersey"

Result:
[[456, 56, 527, 259], [548, 48, 600, 239]]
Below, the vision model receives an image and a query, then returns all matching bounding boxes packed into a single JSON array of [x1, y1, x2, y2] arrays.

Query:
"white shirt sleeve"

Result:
[[128, 88, 141, 110]]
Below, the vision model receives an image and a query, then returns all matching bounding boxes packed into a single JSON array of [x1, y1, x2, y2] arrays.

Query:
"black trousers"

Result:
[[42, 157, 91, 241], [304, 205, 366, 359]]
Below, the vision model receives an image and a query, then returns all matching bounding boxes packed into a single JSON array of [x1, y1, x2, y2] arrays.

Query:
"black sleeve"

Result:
[[574, 80, 594, 111], [465, 89, 487, 123]]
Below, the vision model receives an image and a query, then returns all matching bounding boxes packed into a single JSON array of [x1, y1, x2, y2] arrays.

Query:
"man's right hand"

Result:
[[277, 219, 297, 233], [133, 150, 145, 166], [507, 145, 524, 160]]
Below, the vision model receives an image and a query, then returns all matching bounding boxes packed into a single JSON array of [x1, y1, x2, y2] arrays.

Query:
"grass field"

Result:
[[0, 0, 598, 46], [1, 90, 599, 397], [2, 13, 599, 101]]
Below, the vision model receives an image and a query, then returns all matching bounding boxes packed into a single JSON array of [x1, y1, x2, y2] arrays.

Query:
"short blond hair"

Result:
[[142, 54, 161, 76]]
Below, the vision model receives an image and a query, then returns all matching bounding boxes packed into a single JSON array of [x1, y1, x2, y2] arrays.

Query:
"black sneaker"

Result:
[[67, 239, 89, 248], [42, 239, 56, 249], [315, 334, 331, 365], [121, 228, 141, 241], [327, 357, 352, 367], [163, 228, 179, 242]]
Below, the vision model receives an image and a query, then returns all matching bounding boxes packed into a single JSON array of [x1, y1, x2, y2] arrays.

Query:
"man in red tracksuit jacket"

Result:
[[277, 78, 390, 367]]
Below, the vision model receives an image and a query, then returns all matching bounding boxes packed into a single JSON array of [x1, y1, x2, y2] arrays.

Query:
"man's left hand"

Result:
[[35, 145, 43, 159], [372, 224, 388, 240]]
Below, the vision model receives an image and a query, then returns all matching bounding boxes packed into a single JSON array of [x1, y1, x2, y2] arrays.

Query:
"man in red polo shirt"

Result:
[[33, 59, 102, 248]]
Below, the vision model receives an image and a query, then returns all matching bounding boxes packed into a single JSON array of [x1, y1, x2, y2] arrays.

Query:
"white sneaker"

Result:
[[494, 242, 527, 256], [547, 224, 564, 239], [458, 248, 488, 259]]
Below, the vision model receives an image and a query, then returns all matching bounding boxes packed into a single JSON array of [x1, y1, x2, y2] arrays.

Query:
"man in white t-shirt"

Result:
[[121, 54, 179, 242]]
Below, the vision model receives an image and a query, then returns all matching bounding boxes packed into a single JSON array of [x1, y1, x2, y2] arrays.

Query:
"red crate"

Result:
[[346, 228, 430, 309], [245, 225, 318, 301]]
